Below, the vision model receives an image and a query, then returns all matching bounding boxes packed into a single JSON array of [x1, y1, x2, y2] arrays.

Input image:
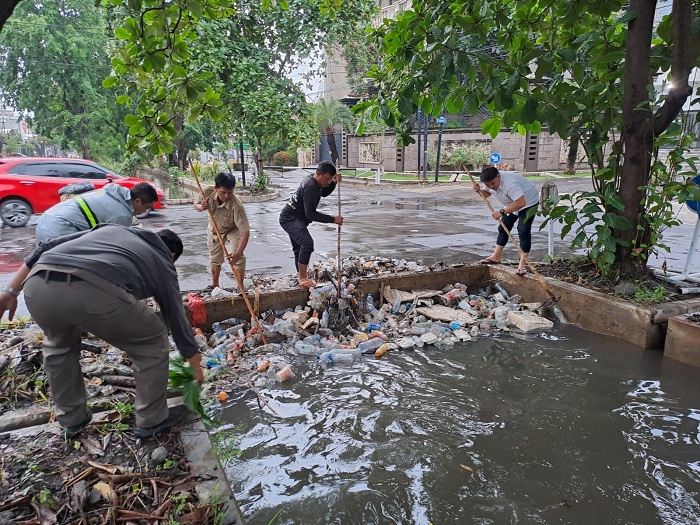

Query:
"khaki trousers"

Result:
[[23, 273, 170, 429]]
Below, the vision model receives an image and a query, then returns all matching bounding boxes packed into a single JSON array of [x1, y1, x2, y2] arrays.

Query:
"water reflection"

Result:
[[221, 325, 700, 524]]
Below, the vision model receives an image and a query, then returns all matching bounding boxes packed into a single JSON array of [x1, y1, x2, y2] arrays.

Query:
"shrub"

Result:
[[271, 151, 292, 166]]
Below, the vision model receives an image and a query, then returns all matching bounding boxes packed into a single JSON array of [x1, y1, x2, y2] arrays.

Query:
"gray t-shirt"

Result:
[[489, 171, 539, 210], [35, 184, 134, 245]]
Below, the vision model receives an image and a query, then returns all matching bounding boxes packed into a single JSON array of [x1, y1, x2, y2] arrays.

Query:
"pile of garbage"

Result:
[[195, 256, 437, 299], [198, 276, 556, 400]]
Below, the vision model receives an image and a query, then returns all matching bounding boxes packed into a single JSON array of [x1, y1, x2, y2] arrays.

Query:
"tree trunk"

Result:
[[324, 126, 340, 164], [617, 0, 693, 273], [617, 0, 657, 274], [0, 0, 22, 32], [564, 131, 580, 175]]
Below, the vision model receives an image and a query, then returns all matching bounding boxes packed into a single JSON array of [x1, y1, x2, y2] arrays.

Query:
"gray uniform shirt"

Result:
[[24, 224, 198, 359], [35, 184, 134, 246]]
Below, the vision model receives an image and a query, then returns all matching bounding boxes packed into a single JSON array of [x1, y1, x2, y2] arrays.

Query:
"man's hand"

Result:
[[226, 252, 242, 265], [187, 353, 204, 384], [0, 291, 18, 321], [334, 215, 344, 225], [334, 173, 343, 183], [472, 182, 481, 193], [196, 200, 210, 211]]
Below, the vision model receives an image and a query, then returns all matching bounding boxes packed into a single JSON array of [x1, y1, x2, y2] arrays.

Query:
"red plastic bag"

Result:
[[186, 292, 207, 326]]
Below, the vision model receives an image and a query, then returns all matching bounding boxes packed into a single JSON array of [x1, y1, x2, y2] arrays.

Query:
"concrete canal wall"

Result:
[[186, 264, 700, 353]]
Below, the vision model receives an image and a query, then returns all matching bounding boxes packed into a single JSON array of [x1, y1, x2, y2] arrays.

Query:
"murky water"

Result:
[[219, 325, 700, 525]]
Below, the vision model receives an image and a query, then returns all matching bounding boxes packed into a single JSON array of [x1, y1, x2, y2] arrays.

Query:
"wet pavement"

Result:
[[1, 169, 698, 316]]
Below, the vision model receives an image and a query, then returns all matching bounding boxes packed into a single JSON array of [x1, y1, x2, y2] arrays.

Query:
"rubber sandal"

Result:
[[516, 268, 527, 276], [480, 258, 500, 265], [298, 279, 315, 288]]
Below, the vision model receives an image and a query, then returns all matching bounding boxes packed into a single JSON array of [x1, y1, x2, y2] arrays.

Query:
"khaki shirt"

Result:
[[196, 187, 250, 235]]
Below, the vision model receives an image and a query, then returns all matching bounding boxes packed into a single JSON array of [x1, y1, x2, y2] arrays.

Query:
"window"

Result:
[[7, 162, 61, 177], [58, 163, 108, 179]]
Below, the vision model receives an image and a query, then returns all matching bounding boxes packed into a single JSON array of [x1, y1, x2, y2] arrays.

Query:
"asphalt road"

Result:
[[1, 169, 698, 317]]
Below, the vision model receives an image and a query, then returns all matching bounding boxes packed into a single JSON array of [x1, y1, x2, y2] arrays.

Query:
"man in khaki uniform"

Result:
[[194, 172, 250, 290]]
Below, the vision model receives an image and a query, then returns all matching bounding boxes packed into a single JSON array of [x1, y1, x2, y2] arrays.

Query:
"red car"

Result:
[[0, 157, 166, 227]]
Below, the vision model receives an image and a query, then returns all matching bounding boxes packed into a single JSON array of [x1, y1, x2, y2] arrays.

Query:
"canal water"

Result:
[[218, 325, 700, 525]]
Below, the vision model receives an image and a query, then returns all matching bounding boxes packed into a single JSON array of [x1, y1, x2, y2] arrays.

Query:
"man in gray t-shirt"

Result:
[[35, 182, 158, 246], [472, 167, 539, 275]]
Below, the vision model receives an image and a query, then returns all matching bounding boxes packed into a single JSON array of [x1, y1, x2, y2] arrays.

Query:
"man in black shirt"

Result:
[[279, 161, 343, 288]]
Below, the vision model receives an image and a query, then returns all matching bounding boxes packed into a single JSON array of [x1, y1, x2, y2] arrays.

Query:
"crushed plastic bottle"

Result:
[[358, 337, 384, 353]]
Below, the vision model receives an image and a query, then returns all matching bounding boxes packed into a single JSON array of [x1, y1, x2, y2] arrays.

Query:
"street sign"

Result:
[[489, 152, 501, 164], [436, 117, 448, 125]]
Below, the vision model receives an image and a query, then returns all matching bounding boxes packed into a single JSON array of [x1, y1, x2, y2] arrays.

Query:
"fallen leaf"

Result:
[[459, 464, 474, 473], [92, 481, 114, 500]]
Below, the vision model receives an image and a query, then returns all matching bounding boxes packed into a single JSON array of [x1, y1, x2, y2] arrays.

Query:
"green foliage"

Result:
[[167, 167, 188, 184], [168, 355, 211, 423], [119, 155, 147, 178], [252, 172, 271, 194], [0, 0, 128, 160], [104, 0, 375, 157], [633, 285, 669, 305], [427, 142, 491, 171], [354, 0, 700, 275]]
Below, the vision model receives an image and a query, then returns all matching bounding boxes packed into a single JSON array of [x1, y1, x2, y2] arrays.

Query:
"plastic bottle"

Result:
[[365, 294, 384, 320], [303, 334, 322, 345], [550, 305, 568, 324], [374, 343, 389, 358], [493, 283, 510, 300], [358, 337, 384, 353], [209, 343, 226, 361], [193, 328, 209, 353], [318, 349, 361, 364], [294, 340, 323, 356], [320, 310, 330, 328]]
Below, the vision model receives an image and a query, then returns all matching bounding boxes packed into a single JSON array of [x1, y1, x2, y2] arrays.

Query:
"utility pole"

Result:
[[435, 117, 447, 182], [416, 108, 422, 179], [422, 112, 428, 180]]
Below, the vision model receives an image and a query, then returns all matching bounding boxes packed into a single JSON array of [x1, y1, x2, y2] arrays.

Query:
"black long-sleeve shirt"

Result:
[[279, 174, 336, 225], [24, 224, 198, 359]]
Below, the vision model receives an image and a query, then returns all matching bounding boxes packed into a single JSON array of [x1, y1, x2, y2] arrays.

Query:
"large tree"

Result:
[[103, 0, 375, 161], [0, 0, 127, 159], [354, 0, 700, 274]]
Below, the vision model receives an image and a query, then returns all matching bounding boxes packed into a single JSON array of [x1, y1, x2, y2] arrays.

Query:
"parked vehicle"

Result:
[[0, 157, 166, 227]]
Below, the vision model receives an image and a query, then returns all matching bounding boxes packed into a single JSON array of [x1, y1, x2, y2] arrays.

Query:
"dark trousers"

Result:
[[497, 204, 537, 252], [279, 217, 314, 269]]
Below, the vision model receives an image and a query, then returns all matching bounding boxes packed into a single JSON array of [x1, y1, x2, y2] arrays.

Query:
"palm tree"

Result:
[[313, 99, 355, 165]]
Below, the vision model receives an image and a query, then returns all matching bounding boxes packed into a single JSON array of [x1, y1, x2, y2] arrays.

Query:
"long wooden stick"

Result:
[[335, 159, 342, 295], [189, 161, 267, 344], [466, 168, 558, 303]]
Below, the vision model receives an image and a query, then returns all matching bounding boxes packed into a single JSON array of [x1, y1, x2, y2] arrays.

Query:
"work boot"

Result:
[[61, 411, 93, 440], [134, 405, 189, 439]]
